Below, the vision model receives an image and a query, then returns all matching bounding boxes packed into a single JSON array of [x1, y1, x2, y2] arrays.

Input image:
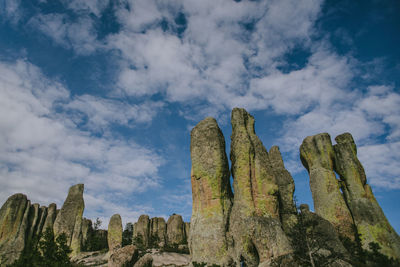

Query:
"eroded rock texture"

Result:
[[53, 184, 85, 255], [133, 215, 150, 247], [150, 217, 167, 247], [189, 117, 233, 266], [42, 203, 57, 232], [0, 194, 31, 265], [229, 108, 293, 266], [108, 214, 123, 252], [333, 133, 400, 259], [300, 133, 356, 241], [108, 244, 138, 267], [167, 214, 186, 246], [81, 218, 92, 249], [269, 146, 297, 233], [298, 204, 352, 267]]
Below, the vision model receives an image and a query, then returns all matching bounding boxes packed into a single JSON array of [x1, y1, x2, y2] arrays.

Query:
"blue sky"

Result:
[[0, 0, 399, 232]]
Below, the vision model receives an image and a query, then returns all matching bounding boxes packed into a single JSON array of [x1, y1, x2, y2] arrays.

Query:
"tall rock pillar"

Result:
[[0, 194, 31, 265], [53, 184, 85, 255], [108, 214, 123, 252], [229, 108, 293, 266], [333, 133, 400, 259], [300, 133, 355, 241], [190, 117, 233, 266], [269, 146, 297, 233]]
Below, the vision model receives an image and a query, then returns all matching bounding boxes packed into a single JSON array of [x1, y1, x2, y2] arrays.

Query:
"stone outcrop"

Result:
[[0, 194, 31, 265], [53, 184, 85, 255], [133, 215, 150, 247], [333, 133, 400, 259], [184, 222, 190, 242], [108, 244, 138, 267], [135, 252, 190, 267], [108, 214, 123, 252], [150, 217, 167, 247], [42, 203, 57, 232], [167, 214, 186, 246], [300, 133, 356, 241], [298, 204, 352, 267], [229, 108, 294, 266], [189, 117, 233, 266], [269, 146, 297, 233], [82, 218, 92, 249]]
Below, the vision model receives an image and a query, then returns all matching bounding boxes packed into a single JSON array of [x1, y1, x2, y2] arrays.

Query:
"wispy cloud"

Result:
[[0, 60, 163, 220]]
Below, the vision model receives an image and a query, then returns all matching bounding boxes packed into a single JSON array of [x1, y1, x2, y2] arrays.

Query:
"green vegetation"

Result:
[[7, 227, 76, 267], [82, 218, 108, 252], [122, 222, 133, 247]]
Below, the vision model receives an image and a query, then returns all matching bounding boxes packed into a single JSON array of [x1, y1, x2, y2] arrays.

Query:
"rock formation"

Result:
[[27, 203, 40, 242], [333, 133, 400, 258], [150, 217, 167, 247], [269, 146, 297, 233], [42, 203, 57, 232], [108, 214, 123, 252], [229, 108, 293, 266], [300, 133, 356, 241], [298, 204, 352, 267], [109, 244, 138, 267], [133, 215, 150, 247], [167, 214, 186, 246], [189, 117, 233, 266], [53, 184, 85, 255], [0, 194, 31, 265], [82, 218, 92, 249]]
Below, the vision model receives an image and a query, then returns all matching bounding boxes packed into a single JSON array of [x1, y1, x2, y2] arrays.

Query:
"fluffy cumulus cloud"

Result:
[[0, 60, 163, 224]]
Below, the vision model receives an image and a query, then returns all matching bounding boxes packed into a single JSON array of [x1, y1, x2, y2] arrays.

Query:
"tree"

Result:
[[122, 222, 133, 247], [8, 227, 74, 267]]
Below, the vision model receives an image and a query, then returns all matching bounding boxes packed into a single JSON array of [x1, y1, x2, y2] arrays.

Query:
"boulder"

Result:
[[0, 194, 31, 265], [269, 146, 297, 233], [300, 134, 355, 241], [150, 217, 167, 247], [189, 117, 233, 265], [108, 214, 123, 252], [229, 108, 293, 266], [333, 133, 400, 259], [53, 184, 85, 255], [167, 214, 186, 246], [108, 244, 138, 267], [133, 215, 151, 248], [135, 252, 190, 267], [134, 253, 153, 267]]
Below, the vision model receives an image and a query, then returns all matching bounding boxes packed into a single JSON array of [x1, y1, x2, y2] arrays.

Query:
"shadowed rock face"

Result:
[[299, 204, 352, 267], [333, 133, 400, 259], [300, 133, 356, 241], [53, 184, 85, 255], [0, 194, 31, 265], [189, 117, 233, 266], [269, 146, 297, 233], [150, 217, 167, 247], [108, 214, 123, 252], [134, 215, 150, 247], [81, 218, 92, 249], [167, 214, 186, 246], [229, 108, 293, 266]]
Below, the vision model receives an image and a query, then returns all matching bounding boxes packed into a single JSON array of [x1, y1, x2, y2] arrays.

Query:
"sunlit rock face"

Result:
[[229, 108, 294, 266], [133, 215, 150, 248], [269, 146, 298, 233], [0, 194, 31, 265], [150, 217, 167, 247], [333, 133, 400, 259], [108, 214, 123, 252], [53, 183, 85, 255], [189, 117, 233, 266], [300, 133, 356, 241]]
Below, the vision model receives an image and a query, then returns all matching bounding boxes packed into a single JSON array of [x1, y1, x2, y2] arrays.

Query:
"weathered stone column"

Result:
[[334, 133, 400, 258], [133, 215, 150, 247], [0, 194, 31, 265], [108, 214, 123, 252], [300, 133, 355, 241], [150, 217, 167, 247], [229, 108, 293, 267], [190, 117, 233, 266], [269, 146, 298, 233], [167, 214, 186, 246], [53, 184, 85, 255]]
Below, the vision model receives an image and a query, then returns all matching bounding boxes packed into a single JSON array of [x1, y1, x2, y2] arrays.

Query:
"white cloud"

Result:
[[0, 60, 163, 221]]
